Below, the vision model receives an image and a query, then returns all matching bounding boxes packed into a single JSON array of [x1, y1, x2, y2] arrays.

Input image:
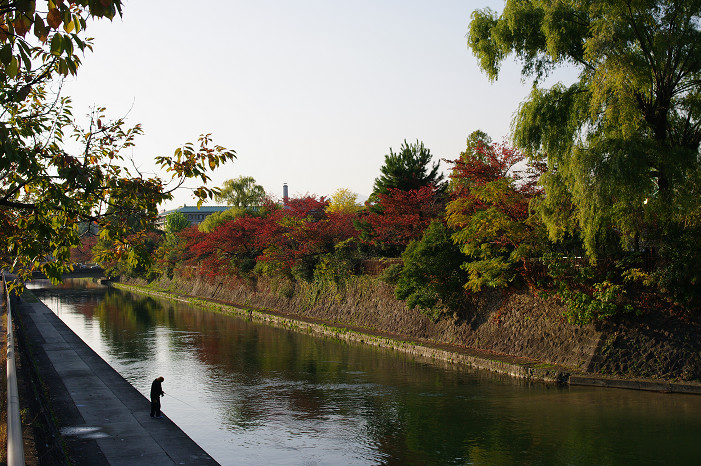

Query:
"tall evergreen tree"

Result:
[[371, 140, 444, 200]]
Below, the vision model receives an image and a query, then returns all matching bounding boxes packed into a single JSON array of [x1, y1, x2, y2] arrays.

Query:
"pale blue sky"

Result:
[[62, 1, 562, 210]]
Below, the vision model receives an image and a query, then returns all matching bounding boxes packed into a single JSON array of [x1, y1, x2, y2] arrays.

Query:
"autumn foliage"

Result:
[[181, 197, 360, 279], [361, 185, 444, 252], [91, 134, 698, 324], [446, 141, 545, 291]]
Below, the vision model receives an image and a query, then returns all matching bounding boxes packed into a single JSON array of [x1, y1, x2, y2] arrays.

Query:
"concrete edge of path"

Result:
[[114, 283, 701, 396], [14, 291, 219, 465]]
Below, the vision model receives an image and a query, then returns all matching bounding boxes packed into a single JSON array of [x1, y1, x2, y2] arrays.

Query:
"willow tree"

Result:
[[468, 1, 701, 260], [215, 176, 265, 209]]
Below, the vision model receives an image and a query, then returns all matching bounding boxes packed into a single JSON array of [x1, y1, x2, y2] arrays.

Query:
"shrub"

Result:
[[395, 221, 468, 320]]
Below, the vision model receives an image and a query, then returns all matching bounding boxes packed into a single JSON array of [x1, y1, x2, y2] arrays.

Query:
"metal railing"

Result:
[[3, 273, 25, 466]]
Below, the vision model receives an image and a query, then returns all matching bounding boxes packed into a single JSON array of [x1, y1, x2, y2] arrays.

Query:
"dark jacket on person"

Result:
[[150, 378, 164, 400]]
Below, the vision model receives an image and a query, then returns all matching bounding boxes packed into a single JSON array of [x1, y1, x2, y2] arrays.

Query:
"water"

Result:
[[28, 279, 701, 465]]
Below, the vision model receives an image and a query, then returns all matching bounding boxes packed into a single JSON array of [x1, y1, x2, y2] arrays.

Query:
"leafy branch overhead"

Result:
[[0, 0, 236, 286], [1, 1, 122, 79], [155, 134, 237, 205]]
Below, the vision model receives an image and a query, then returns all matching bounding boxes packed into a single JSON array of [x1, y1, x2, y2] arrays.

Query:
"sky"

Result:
[[61, 0, 561, 211]]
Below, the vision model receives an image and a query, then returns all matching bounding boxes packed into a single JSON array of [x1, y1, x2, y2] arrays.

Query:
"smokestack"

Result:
[[283, 183, 289, 205]]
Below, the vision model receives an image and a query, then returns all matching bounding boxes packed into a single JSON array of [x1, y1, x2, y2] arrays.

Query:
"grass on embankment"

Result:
[[115, 274, 701, 388]]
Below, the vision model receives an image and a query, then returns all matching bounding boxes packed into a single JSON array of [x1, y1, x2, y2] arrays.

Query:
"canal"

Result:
[[28, 279, 701, 465]]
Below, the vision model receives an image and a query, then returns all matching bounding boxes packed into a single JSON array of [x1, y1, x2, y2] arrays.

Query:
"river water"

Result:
[[27, 279, 701, 465]]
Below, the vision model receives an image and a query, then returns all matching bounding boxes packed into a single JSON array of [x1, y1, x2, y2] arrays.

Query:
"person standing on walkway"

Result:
[[150, 376, 165, 418]]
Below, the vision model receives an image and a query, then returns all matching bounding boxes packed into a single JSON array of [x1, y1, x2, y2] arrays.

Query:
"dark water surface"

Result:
[[28, 279, 701, 465]]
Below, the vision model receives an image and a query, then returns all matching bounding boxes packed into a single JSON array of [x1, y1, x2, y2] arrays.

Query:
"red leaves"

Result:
[[70, 234, 98, 263], [47, 9, 63, 30], [362, 185, 443, 249], [258, 196, 359, 270], [445, 141, 546, 290], [183, 196, 360, 277], [13, 16, 31, 36], [448, 142, 543, 222]]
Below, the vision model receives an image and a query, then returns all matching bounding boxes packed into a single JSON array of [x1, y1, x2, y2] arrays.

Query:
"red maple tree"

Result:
[[361, 185, 444, 252]]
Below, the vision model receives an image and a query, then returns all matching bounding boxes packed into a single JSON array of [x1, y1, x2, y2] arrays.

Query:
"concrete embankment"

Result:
[[114, 283, 701, 395], [15, 292, 218, 465]]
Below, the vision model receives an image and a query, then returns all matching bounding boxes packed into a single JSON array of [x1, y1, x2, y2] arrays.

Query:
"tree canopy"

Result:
[[446, 140, 544, 291], [468, 0, 701, 258], [371, 140, 444, 200], [197, 207, 245, 233], [326, 188, 360, 214], [0, 1, 236, 285], [165, 212, 190, 236], [215, 176, 265, 208]]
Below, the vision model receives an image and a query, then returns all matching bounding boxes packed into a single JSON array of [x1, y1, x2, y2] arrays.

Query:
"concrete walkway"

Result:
[[16, 296, 219, 465]]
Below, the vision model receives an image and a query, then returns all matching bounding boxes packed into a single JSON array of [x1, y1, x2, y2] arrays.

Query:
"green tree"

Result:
[[469, 0, 701, 309], [198, 207, 245, 233], [371, 140, 444, 200], [0, 1, 236, 286], [446, 140, 545, 292], [150, 212, 193, 279], [468, 1, 701, 258], [450, 130, 493, 192], [165, 211, 190, 235], [395, 221, 468, 320], [215, 176, 265, 208]]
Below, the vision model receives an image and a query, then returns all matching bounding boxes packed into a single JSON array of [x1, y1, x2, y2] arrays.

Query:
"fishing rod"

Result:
[[165, 392, 197, 409]]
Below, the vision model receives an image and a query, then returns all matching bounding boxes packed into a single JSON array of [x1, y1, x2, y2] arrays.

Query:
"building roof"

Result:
[[158, 205, 230, 216]]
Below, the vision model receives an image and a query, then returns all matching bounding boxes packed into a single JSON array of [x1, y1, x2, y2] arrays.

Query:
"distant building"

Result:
[[155, 205, 230, 230], [156, 185, 289, 230]]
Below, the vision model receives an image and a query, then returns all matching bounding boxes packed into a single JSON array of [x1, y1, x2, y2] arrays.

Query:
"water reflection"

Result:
[[28, 279, 701, 465]]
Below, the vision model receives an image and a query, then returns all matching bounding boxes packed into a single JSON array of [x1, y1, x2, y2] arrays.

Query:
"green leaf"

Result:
[[73, 15, 82, 33], [73, 34, 85, 50], [0, 44, 11, 66], [62, 35, 74, 55], [6, 56, 18, 78], [58, 58, 68, 75], [34, 14, 47, 39], [18, 45, 31, 72], [50, 33, 63, 55]]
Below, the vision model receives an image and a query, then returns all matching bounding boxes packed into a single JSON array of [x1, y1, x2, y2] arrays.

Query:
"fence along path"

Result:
[[4, 273, 24, 466]]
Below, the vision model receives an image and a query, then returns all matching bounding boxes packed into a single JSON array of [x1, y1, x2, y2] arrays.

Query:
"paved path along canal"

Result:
[[16, 296, 218, 465]]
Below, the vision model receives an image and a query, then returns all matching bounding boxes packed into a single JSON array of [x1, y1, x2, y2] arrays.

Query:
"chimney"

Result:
[[283, 183, 289, 205]]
